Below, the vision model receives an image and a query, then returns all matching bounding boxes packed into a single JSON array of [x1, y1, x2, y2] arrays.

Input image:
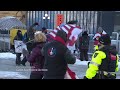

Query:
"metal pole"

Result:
[[46, 18, 47, 28]]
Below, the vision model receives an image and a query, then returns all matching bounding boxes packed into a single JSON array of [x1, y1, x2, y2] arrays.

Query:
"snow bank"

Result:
[[75, 59, 120, 68], [0, 71, 28, 79], [0, 52, 23, 59], [75, 59, 89, 65]]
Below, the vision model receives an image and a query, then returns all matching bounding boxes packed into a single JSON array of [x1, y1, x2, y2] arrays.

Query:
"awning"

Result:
[[0, 16, 26, 30]]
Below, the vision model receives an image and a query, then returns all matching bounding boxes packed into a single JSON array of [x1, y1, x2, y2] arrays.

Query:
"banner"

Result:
[[14, 40, 27, 53]]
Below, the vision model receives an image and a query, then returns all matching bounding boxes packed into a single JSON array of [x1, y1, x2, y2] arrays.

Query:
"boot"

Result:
[[16, 56, 21, 66], [21, 56, 27, 66], [16, 59, 21, 66]]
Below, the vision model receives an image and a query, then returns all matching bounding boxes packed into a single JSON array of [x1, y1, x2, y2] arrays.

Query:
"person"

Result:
[[48, 20, 82, 54], [66, 21, 82, 54], [41, 27, 52, 43], [14, 30, 23, 65], [78, 31, 90, 61], [26, 31, 46, 79], [42, 30, 76, 79], [23, 22, 39, 54], [42, 20, 82, 79], [41, 27, 47, 34], [21, 23, 39, 66], [93, 27, 107, 51], [84, 34, 119, 79]]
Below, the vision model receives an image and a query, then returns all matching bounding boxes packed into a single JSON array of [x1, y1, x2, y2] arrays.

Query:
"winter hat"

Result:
[[56, 30, 67, 42], [42, 27, 46, 30], [34, 22, 39, 25], [82, 31, 88, 36], [99, 34, 111, 45], [98, 27, 103, 33], [17, 30, 22, 35], [18, 30, 21, 33]]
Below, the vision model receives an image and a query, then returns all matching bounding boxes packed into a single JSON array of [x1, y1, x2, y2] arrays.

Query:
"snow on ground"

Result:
[[0, 52, 120, 68], [0, 52, 23, 59], [75, 59, 120, 68], [75, 59, 89, 65], [0, 71, 28, 79]]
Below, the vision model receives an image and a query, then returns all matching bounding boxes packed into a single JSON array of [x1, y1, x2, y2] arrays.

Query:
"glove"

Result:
[[83, 76, 88, 79]]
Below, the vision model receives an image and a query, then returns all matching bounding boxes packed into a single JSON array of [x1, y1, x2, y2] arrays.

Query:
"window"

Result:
[[0, 30, 9, 34]]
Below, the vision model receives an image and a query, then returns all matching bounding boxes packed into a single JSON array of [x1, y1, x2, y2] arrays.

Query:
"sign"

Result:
[[56, 14, 64, 26], [14, 40, 27, 53]]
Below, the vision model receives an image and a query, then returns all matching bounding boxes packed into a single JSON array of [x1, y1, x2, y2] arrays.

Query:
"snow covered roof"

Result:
[[0, 16, 26, 30]]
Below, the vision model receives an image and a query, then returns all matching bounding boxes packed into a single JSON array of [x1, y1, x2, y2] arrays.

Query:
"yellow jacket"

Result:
[[85, 50, 119, 79]]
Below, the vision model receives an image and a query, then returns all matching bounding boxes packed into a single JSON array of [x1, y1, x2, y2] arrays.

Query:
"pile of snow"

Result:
[[75, 59, 120, 69], [0, 52, 23, 59], [75, 59, 89, 65], [0, 71, 28, 79]]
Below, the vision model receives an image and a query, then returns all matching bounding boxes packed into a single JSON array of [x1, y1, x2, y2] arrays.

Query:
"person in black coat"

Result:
[[14, 30, 23, 65], [78, 31, 90, 61], [42, 30, 76, 79]]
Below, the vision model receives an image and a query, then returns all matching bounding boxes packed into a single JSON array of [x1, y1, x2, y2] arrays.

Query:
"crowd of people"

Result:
[[13, 20, 119, 79]]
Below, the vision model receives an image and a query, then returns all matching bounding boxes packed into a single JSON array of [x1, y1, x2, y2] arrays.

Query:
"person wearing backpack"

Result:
[[84, 34, 119, 79], [78, 31, 90, 61]]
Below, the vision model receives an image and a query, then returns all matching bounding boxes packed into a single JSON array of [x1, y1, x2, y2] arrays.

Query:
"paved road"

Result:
[[0, 57, 120, 79]]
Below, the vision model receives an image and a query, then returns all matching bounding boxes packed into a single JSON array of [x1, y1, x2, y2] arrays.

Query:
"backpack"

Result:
[[80, 36, 89, 49]]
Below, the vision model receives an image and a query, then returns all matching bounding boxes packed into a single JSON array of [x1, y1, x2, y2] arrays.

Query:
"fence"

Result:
[[0, 11, 98, 52], [26, 11, 98, 34]]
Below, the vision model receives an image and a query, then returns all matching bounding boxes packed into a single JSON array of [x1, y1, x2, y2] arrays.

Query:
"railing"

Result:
[[26, 11, 98, 34]]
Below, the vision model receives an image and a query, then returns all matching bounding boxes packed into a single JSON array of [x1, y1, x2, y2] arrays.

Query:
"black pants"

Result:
[[80, 49, 88, 61], [21, 56, 27, 65], [30, 73, 43, 79], [16, 53, 22, 65], [16, 53, 27, 65]]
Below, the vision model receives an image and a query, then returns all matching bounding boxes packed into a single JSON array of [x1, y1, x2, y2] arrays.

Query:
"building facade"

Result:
[[25, 11, 120, 35]]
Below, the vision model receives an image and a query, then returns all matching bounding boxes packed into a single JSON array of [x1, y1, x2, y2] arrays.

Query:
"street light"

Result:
[[43, 14, 50, 28], [45, 14, 48, 17]]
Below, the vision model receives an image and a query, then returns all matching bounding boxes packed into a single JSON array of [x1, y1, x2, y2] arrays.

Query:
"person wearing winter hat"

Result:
[[14, 30, 23, 65], [78, 31, 90, 61], [93, 27, 107, 51], [42, 27, 47, 34], [42, 30, 76, 79], [84, 34, 119, 79]]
